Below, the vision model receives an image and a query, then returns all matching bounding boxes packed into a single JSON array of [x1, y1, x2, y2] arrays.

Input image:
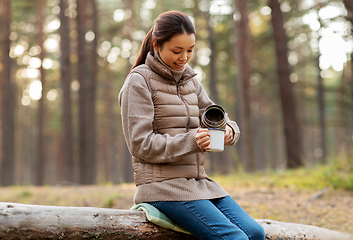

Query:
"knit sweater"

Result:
[[119, 51, 240, 204]]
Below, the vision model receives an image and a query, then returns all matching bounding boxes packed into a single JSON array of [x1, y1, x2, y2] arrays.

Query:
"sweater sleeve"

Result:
[[193, 78, 240, 145], [119, 73, 202, 164]]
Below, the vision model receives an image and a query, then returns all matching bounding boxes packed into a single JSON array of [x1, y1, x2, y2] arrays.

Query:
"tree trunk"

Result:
[[317, 54, 326, 163], [89, 0, 98, 180], [343, 0, 353, 161], [0, 202, 351, 240], [335, 74, 345, 157], [268, 0, 302, 168], [205, 10, 217, 174], [99, 78, 114, 182], [34, 0, 46, 186], [77, 0, 96, 184], [270, 109, 281, 170], [205, 10, 219, 105], [0, 0, 15, 186], [59, 0, 74, 183], [316, 12, 327, 164], [121, 0, 135, 183], [235, 0, 255, 172]]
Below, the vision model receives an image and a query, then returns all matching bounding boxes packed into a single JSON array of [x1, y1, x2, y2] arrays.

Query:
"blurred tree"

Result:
[[90, 0, 99, 179], [204, 4, 222, 173], [89, 0, 101, 182], [34, 0, 46, 186], [316, 15, 326, 164], [343, 0, 353, 160], [121, 0, 135, 183], [58, 0, 74, 183], [205, 9, 218, 104], [234, 0, 255, 172], [269, 0, 302, 168], [0, 0, 15, 186], [77, 0, 97, 184], [344, 0, 353, 82]]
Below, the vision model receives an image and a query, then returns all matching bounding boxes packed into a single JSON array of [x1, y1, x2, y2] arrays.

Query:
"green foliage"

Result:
[[101, 193, 121, 208], [212, 162, 353, 191], [324, 159, 353, 191], [18, 190, 33, 198]]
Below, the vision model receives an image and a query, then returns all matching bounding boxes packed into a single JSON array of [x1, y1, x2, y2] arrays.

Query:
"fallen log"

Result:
[[0, 202, 351, 240]]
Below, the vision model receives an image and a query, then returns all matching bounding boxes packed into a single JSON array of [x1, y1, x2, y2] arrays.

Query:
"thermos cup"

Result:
[[201, 105, 226, 152]]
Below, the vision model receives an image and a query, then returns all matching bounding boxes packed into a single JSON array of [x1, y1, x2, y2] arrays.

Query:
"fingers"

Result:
[[196, 126, 233, 150], [224, 125, 233, 145], [195, 128, 210, 150]]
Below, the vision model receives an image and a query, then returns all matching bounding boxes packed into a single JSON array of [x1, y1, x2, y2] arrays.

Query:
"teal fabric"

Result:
[[130, 203, 191, 234]]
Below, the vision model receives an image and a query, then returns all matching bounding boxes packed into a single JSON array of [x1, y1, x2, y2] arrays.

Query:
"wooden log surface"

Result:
[[0, 202, 352, 240]]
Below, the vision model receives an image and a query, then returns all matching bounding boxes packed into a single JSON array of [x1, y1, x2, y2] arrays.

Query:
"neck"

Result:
[[154, 49, 185, 82]]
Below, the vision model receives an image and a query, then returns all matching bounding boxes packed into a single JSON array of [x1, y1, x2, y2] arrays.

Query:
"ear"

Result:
[[152, 40, 159, 51]]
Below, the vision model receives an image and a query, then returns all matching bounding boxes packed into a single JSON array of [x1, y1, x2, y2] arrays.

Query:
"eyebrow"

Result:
[[174, 44, 195, 49]]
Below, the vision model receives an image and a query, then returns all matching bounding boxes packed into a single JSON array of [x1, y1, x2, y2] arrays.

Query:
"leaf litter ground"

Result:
[[1, 182, 352, 234]]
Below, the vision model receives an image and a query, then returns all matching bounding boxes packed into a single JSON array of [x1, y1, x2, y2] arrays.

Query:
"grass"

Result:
[[212, 160, 353, 191]]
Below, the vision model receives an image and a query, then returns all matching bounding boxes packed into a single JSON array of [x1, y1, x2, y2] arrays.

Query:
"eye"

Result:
[[173, 51, 181, 54]]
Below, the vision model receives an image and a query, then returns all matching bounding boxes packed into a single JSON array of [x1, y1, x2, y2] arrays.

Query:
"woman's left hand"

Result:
[[224, 125, 233, 145]]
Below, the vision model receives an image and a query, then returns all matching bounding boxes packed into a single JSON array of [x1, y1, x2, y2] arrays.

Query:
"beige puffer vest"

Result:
[[130, 62, 209, 186]]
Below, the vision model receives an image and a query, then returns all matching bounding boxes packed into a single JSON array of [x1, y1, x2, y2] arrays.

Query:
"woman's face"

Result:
[[154, 33, 195, 71]]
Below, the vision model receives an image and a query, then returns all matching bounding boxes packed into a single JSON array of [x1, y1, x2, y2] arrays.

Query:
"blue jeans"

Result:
[[147, 196, 265, 240]]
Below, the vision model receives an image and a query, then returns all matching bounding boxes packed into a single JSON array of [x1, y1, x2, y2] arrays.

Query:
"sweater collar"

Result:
[[145, 51, 197, 84]]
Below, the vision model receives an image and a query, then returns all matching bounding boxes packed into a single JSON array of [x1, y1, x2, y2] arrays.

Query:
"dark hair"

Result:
[[131, 11, 195, 70]]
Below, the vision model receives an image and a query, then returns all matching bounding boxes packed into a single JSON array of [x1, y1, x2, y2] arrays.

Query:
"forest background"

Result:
[[0, 0, 353, 187]]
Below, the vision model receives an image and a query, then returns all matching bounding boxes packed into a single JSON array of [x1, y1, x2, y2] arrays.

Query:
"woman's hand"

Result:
[[195, 128, 210, 151], [224, 125, 233, 145]]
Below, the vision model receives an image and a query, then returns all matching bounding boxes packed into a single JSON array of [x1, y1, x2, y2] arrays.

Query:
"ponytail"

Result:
[[131, 11, 195, 71], [131, 27, 153, 71]]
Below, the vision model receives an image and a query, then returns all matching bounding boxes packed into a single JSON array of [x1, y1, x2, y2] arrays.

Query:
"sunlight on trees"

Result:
[[209, 1, 233, 15], [45, 19, 60, 33], [113, 9, 124, 22], [85, 31, 95, 42], [28, 80, 42, 100], [44, 36, 59, 52], [197, 47, 211, 66], [42, 58, 54, 69], [46, 89, 58, 101], [301, 2, 352, 73]]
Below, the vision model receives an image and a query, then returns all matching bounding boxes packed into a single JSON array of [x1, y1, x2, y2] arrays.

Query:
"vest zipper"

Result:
[[177, 83, 191, 132], [196, 153, 200, 179], [178, 81, 197, 177]]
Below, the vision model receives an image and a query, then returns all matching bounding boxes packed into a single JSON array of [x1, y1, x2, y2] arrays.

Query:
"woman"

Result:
[[119, 10, 265, 240]]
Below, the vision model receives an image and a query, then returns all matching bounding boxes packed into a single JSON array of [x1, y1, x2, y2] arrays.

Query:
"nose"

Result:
[[179, 52, 188, 61]]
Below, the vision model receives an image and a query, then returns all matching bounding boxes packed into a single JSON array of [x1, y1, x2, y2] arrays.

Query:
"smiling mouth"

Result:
[[174, 63, 185, 68]]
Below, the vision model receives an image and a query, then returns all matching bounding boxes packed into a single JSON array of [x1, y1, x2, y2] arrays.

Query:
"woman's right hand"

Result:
[[195, 128, 210, 151]]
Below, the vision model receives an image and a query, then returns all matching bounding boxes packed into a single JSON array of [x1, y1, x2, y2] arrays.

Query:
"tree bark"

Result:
[[235, 0, 255, 172], [268, 0, 302, 168], [0, 0, 15, 186], [59, 0, 74, 183], [0, 202, 351, 240]]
